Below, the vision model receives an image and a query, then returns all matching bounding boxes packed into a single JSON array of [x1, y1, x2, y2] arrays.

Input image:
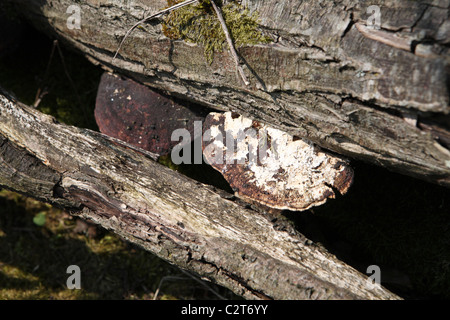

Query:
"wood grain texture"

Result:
[[8, 0, 450, 186], [0, 90, 400, 300]]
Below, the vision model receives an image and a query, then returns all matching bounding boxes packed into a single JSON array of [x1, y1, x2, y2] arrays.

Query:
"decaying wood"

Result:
[[95, 72, 354, 211], [0, 90, 400, 300], [95, 72, 208, 156], [7, 0, 450, 187], [202, 112, 354, 211]]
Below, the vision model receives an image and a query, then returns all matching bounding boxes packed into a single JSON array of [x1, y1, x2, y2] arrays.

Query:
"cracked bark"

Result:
[[0, 90, 400, 300], [7, 0, 449, 186], [1, 0, 449, 299]]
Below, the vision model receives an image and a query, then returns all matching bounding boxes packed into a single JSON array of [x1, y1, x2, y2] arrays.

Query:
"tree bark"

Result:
[[0, 89, 400, 300], [7, 0, 450, 187]]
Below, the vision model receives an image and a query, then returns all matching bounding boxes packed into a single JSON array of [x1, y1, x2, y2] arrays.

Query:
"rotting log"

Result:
[[0, 89, 400, 300], [94, 72, 355, 211], [7, 0, 450, 187]]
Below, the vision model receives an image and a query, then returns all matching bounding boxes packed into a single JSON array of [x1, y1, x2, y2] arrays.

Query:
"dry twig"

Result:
[[210, 0, 249, 85], [114, 0, 250, 85], [113, 0, 199, 60]]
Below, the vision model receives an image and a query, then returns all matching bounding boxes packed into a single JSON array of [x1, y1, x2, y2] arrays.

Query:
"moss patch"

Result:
[[0, 189, 239, 300], [162, 0, 271, 64]]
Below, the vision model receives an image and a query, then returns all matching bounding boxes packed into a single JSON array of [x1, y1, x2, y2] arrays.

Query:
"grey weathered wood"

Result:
[[8, 0, 450, 187], [0, 90, 400, 300]]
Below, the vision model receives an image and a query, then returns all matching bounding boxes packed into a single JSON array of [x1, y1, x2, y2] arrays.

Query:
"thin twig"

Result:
[[33, 40, 85, 120], [113, 0, 199, 60], [55, 41, 81, 103], [32, 87, 48, 108], [153, 275, 189, 300], [178, 268, 228, 300], [114, 0, 250, 86], [54, 40, 89, 123], [210, 0, 250, 86], [34, 40, 57, 108]]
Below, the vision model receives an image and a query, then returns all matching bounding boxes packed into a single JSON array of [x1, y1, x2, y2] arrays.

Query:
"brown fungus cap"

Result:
[[202, 112, 354, 211], [95, 72, 207, 156]]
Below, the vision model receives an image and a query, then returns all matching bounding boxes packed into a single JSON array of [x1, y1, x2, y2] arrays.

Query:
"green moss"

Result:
[[162, 0, 271, 64], [0, 189, 238, 299]]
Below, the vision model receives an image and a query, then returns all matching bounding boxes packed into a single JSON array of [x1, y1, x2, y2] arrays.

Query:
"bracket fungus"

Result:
[[95, 72, 207, 157], [202, 112, 354, 211]]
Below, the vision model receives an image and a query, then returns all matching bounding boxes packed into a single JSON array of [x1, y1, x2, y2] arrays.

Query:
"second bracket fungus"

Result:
[[95, 73, 207, 157], [202, 112, 354, 211]]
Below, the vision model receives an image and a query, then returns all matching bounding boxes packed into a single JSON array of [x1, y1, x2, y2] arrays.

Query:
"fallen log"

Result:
[[0, 88, 400, 299], [94, 72, 355, 211], [7, 0, 450, 186]]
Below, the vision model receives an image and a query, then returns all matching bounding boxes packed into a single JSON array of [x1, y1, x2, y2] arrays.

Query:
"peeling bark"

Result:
[[0, 90, 400, 300]]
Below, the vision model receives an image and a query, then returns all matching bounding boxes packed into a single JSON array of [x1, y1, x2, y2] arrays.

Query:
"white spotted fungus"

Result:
[[202, 112, 354, 211]]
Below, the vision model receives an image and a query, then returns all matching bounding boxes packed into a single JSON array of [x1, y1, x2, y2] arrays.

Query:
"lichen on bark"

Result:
[[162, 0, 271, 64]]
